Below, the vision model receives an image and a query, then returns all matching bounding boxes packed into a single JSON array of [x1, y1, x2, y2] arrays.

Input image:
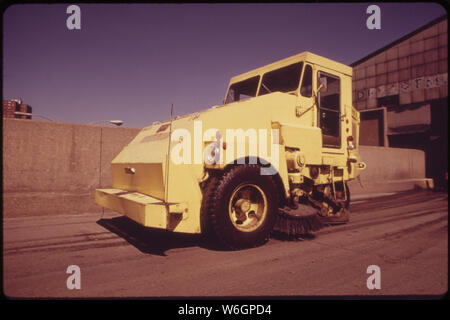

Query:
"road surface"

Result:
[[3, 190, 448, 298]]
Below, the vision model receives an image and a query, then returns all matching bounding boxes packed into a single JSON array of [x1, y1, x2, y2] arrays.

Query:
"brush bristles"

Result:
[[273, 209, 323, 236]]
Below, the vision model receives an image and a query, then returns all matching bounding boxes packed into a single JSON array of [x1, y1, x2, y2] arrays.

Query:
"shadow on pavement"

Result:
[[96, 216, 222, 256], [270, 231, 316, 241], [97, 215, 324, 256]]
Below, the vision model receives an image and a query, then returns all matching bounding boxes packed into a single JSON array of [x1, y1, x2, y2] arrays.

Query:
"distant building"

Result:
[[2, 99, 32, 119], [351, 14, 448, 188]]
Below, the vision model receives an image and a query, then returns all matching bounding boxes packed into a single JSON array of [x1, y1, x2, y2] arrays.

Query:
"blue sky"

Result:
[[3, 3, 446, 128]]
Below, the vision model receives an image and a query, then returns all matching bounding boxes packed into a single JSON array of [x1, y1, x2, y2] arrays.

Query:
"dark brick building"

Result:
[[351, 15, 448, 189], [3, 99, 32, 120]]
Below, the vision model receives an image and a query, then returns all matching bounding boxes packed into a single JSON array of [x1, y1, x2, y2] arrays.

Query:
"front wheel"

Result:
[[201, 165, 279, 250]]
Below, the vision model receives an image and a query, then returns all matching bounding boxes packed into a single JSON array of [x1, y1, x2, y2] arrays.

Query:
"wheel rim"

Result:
[[228, 183, 268, 232]]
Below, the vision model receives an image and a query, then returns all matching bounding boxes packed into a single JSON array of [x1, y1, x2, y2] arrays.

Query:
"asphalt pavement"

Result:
[[3, 189, 448, 298]]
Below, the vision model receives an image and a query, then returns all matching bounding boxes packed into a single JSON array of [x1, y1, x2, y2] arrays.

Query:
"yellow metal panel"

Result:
[[279, 123, 322, 164], [165, 162, 204, 233], [321, 155, 346, 167], [111, 163, 165, 200]]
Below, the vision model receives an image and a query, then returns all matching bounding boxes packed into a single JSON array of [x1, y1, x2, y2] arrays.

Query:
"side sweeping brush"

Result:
[[273, 203, 323, 237]]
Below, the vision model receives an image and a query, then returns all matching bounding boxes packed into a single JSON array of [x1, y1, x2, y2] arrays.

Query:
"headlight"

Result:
[[204, 130, 222, 165], [204, 142, 220, 165]]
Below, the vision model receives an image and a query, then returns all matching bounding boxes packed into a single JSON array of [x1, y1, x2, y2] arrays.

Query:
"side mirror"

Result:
[[317, 83, 325, 93], [314, 83, 325, 105]]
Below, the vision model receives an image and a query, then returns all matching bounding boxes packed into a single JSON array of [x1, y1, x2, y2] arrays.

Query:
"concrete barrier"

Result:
[[2, 118, 140, 217], [348, 145, 433, 196], [2, 119, 432, 217]]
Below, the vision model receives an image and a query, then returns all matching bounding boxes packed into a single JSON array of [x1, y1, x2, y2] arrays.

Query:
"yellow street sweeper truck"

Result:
[[95, 51, 366, 249]]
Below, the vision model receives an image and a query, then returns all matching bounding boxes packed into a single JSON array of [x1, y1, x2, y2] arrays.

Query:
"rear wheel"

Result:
[[313, 182, 350, 224], [201, 165, 279, 250], [335, 181, 350, 210]]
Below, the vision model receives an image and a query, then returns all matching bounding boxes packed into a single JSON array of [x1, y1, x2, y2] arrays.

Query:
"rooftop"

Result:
[[351, 14, 447, 67]]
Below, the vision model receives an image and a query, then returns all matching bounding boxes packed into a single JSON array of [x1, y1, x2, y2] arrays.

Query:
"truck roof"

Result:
[[229, 51, 353, 84]]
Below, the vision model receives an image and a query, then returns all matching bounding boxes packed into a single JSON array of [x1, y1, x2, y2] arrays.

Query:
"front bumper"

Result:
[[95, 188, 186, 230]]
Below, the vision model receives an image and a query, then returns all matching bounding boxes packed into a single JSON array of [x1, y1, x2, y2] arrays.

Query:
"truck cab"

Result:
[[224, 52, 361, 178]]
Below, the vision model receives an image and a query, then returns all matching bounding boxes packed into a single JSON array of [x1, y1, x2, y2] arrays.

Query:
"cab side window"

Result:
[[300, 64, 312, 97]]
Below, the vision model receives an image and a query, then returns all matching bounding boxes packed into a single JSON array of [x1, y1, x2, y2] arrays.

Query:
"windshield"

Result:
[[258, 62, 303, 96], [225, 76, 260, 104], [225, 62, 304, 104]]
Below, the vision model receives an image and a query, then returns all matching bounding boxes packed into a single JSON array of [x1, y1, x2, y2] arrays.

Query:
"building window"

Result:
[[377, 94, 399, 109]]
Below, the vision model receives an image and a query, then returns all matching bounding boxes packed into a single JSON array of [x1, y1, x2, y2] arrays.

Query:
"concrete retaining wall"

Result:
[[2, 118, 140, 217], [2, 119, 431, 217], [348, 145, 432, 196]]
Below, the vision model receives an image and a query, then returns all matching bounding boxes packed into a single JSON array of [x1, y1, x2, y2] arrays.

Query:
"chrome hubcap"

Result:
[[228, 183, 267, 232]]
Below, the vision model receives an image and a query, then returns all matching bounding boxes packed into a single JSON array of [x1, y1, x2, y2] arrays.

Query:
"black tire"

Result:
[[201, 165, 279, 250], [341, 182, 350, 210], [329, 182, 351, 224]]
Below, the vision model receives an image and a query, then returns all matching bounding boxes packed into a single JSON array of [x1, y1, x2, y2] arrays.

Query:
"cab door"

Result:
[[281, 63, 322, 165], [317, 71, 342, 149]]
